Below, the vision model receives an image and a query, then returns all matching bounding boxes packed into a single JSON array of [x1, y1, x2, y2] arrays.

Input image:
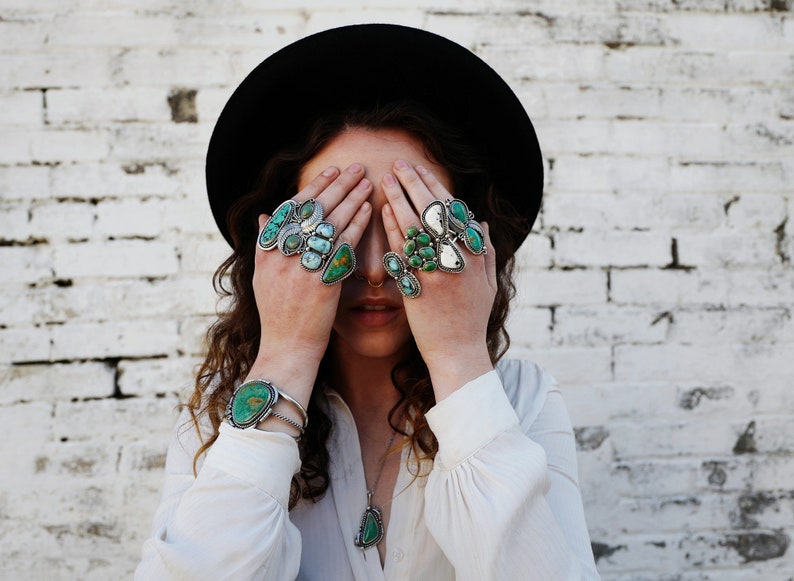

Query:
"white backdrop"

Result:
[[1, 1, 792, 578]]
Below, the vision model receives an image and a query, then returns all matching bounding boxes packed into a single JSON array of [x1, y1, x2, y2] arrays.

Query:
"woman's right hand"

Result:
[[244, 163, 373, 409]]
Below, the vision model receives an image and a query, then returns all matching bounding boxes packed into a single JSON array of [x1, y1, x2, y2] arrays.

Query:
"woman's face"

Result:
[[298, 128, 454, 361]]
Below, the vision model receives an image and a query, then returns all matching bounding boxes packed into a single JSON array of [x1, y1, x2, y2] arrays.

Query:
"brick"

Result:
[[30, 129, 110, 163], [0, 89, 42, 125], [514, 268, 608, 306], [0, 51, 113, 88], [0, 401, 53, 485], [675, 232, 780, 268], [178, 315, 216, 357], [53, 397, 180, 443], [554, 231, 671, 268], [669, 308, 793, 345], [0, 245, 53, 284], [553, 305, 669, 346], [611, 268, 794, 307], [50, 319, 179, 360], [542, 192, 725, 232], [29, 201, 96, 241], [614, 343, 794, 383], [46, 13, 178, 48], [49, 161, 181, 199], [52, 240, 178, 278], [117, 356, 199, 397], [505, 306, 552, 348], [177, 236, 230, 273], [109, 123, 208, 162], [46, 87, 172, 124], [669, 161, 789, 194], [725, 194, 789, 230], [95, 198, 166, 238], [549, 155, 671, 193], [0, 165, 50, 200], [507, 346, 613, 385], [0, 361, 114, 403], [113, 48, 232, 87], [512, 233, 553, 270]]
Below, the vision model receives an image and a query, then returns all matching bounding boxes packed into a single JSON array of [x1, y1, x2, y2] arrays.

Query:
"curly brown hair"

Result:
[[186, 101, 528, 508]]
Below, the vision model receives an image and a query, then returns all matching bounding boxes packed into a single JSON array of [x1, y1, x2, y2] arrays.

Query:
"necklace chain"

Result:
[[369, 430, 398, 496]]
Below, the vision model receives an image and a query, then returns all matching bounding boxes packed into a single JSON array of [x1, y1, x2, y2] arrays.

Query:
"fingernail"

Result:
[[348, 163, 362, 173], [416, 165, 428, 175], [394, 160, 409, 170], [322, 166, 338, 177], [383, 174, 396, 186], [359, 178, 372, 189]]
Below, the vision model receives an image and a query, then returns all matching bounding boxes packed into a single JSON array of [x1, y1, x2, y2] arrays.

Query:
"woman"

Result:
[[137, 24, 600, 580]]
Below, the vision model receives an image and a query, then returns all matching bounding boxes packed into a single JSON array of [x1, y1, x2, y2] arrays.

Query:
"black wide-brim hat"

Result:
[[206, 23, 543, 255]]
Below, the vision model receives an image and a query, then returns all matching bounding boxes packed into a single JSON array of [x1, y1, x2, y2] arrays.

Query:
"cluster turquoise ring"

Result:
[[258, 198, 356, 285]]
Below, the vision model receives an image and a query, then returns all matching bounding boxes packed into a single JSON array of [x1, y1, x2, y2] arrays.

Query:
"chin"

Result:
[[331, 328, 414, 362]]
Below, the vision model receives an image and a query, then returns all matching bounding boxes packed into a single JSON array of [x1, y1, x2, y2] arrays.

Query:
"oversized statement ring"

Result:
[[257, 198, 356, 285], [383, 252, 421, 299]]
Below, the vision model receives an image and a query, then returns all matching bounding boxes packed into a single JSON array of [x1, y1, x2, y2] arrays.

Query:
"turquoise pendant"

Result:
[[354, 491, 384, 551]]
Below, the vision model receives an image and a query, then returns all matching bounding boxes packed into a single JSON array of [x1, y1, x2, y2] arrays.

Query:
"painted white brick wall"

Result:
[[1, 1, 792, 578]]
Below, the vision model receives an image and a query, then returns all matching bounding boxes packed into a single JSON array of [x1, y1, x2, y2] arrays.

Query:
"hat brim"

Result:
[[206, 23, 543, 255]]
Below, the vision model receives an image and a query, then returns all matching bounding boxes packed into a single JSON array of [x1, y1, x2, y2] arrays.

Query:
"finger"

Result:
[[292, 166, 340, 203], [381, 172, 419, 232], [382, 202, 407, 253], [336, 201, 373, 248], [415, 165, 451, 201], [481, 222, 497, 288], [295, 163, 366, 212], [324, 177, 372, 229], [392, 159, 435, 210]]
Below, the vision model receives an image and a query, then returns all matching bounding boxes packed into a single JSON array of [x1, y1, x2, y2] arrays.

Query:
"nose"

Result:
[[355, 216, 390, 287]]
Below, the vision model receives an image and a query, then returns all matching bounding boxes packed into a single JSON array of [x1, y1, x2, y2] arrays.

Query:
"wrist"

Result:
[[425, 347, 493, 402]]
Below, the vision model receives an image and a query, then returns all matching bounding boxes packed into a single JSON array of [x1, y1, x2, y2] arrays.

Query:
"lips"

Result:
[[349, 297, 403, 327]]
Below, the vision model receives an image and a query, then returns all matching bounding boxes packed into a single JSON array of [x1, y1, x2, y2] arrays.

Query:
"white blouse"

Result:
[[136, 359, 601, 580]]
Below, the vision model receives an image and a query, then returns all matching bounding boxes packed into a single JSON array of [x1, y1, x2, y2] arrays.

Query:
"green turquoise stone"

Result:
[[406, 225, 419, 237], [408, 255, 423, 268], [362, 511, 380, 544], [416, 232, 431, 247], [301, 250, 323, 271], [423, 261, 437, 272], [322, 243, 355, 284], [300, 200, 315, 220], [450, 200, 468, 224], [259, 202, 293, 247], [400, 276, 415, 293], [284, 234, 302, 251], [307, 235, 332, 254], [315, 222, 334, 238], [466, 226, 484, 252], [403, 239, 416, 255], [386, 256, 401, 275], [418, 246, 435, 259], [231, 381, 276, 425]]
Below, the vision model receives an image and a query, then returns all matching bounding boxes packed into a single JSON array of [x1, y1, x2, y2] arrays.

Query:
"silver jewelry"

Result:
[[445, 198, 487, 255], [382, 251, 421, 298], [420, 200, 465, 273], [225, 379, 308, 437], [354, 431, 397, 554]]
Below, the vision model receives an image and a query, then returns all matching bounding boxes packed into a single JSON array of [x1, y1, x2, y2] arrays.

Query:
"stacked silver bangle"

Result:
[[225, 379, 309, 439]]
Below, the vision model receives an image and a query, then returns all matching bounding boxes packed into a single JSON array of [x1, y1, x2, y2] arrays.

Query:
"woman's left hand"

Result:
[[381, 160, 497, 401]]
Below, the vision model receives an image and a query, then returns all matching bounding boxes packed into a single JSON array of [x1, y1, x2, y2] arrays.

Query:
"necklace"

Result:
[[354, 431, 397, 554]]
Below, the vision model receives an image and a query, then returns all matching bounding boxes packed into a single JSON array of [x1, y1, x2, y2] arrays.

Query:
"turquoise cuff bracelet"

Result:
[[225, 379, 309, 436]]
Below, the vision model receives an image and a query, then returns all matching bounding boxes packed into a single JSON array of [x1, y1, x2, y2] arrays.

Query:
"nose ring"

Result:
[[354, 273, 384, 288]]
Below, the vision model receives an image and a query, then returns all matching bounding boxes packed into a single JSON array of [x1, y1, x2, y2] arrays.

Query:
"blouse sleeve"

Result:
[[135, 413, 303, 581], [423, 368, 600, 581]]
